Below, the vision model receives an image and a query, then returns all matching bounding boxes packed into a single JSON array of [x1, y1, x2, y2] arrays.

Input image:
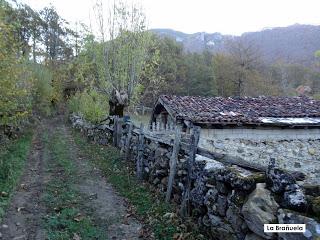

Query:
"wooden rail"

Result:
[[97, 119, 266, 172], [141, 130, 265, 171]]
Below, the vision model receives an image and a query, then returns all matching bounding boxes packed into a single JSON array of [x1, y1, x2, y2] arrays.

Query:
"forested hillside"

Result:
[[1, 0, 320, 132], [152, 24, 320, 66]]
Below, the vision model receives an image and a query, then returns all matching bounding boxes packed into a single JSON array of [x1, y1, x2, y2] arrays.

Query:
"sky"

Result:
[[20, 0, 320, 36]]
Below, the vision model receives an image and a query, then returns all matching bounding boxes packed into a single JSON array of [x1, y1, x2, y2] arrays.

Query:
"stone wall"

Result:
[[199, 128, 320, 183], [200, 128, 320, 140], [70, 114, 320, 240]]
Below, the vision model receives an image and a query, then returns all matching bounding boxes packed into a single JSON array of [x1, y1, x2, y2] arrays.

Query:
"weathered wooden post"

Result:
[[180, 125, 200, 217], [136, 123, 144, 180], [124, 122, 133, 160], [116, 117, 123, 148], [112, 116, 118, 147], [165, 125, 182, 203]]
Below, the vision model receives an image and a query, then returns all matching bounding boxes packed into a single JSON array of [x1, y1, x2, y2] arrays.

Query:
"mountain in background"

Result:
[[151, 24, 320, 66]]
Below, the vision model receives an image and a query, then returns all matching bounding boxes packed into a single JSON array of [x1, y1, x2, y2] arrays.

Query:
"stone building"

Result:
[[150, 95, 320, 183]]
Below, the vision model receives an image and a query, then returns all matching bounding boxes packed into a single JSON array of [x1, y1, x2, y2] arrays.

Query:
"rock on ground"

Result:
[[242, 183, 279, 239], [244, 233, 265, 240], [278, 208, 320, 240]]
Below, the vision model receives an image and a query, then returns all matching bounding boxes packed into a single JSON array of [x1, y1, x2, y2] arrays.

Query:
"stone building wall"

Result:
[[200, 128, 320, 140], [199, 128, 320, 183], [70, 114, 320, 240]]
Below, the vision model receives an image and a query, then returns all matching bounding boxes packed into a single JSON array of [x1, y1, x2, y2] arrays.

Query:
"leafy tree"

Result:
[[0, 0, 31, 126], [40, 6, 74, 63], [213, 53, 237, 96], [140, 35, 184, 106], [183, 51, 216, 96]]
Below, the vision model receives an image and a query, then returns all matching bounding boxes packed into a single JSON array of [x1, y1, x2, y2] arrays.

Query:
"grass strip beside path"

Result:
[[72, 130, 202, 240], [0, 131, 33, 220]]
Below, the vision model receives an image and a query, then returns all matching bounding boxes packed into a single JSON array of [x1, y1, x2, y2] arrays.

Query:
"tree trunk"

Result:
[[109, 89, 128, 117], [109, 101, 125, 117], [33, 36, 36, 63]]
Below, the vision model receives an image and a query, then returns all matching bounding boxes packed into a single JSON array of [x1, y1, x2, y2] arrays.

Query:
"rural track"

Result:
[[0, 117, 144, 239]]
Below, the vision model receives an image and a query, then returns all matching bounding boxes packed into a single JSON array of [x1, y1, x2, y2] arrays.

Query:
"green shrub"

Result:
[[313, 93, 320, 100], [68, 90, 109, 123], [30, 64, 54, 116]]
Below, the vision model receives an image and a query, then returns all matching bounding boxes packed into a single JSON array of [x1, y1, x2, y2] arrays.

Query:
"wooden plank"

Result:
[[124, 122, 133, 160], [136, 123, 144, 180], [196, 147, 266, 171], [133, 129, 173, 146], [165, 126, 182, 203], [180, 126, 200, 217], [135, 126, 266, 172]]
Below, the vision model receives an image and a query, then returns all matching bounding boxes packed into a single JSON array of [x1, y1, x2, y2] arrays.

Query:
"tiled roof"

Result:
[[158, 95, 320, 125]]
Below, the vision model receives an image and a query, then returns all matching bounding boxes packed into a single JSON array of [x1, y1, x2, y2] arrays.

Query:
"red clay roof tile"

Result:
[[159, 95, 320, 125]]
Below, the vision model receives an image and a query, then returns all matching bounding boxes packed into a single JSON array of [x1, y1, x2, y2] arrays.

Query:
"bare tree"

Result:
[[93, 0, 149, 116], [226, 38, 261, 96]]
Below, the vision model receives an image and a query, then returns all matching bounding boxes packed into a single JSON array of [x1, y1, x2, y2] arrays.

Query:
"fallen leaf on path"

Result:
[[122, 216, 129, 225], [74, 213, 84, 222], [163, 212, 175, 219], [13, 234, 26, 240], [173, 232, 191, 240], [88, 193, 97, 200], [138, 227, 145, 238], [53, 207, 62, 213], [73, 233, 81, 240], [0, 192, 8, 197], [17, 207, 25, 212], [173, 233, 183, 240]]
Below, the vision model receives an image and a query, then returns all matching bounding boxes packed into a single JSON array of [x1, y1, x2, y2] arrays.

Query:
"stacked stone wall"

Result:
[[70, 114, 320, 240]]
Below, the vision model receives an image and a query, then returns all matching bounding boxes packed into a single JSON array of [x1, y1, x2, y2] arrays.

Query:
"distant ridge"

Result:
[[151, 24, 320, 66]]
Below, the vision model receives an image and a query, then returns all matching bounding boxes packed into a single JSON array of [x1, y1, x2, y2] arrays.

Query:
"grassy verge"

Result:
[[0, 131, 33, 220], [130, 113, 151, 126], [43, 130, 106, 240], [72, 130, 201, 240]]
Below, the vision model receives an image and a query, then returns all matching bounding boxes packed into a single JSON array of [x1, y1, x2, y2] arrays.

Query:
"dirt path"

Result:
[[0, 118, 143, 239], [63, 125, 143, 239]]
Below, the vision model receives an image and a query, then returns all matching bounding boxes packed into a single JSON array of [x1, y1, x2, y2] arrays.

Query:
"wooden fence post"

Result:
[[124, 122, 133, 160], [136, 123, 144, 180], [116, 118, 123, 148], [180, 125, 200, 217], [165, 125, 182, 203], [112, 116, 118, 147]]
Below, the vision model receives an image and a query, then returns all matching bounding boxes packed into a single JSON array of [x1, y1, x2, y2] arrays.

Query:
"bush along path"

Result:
[[0, 117, 145, 239]]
